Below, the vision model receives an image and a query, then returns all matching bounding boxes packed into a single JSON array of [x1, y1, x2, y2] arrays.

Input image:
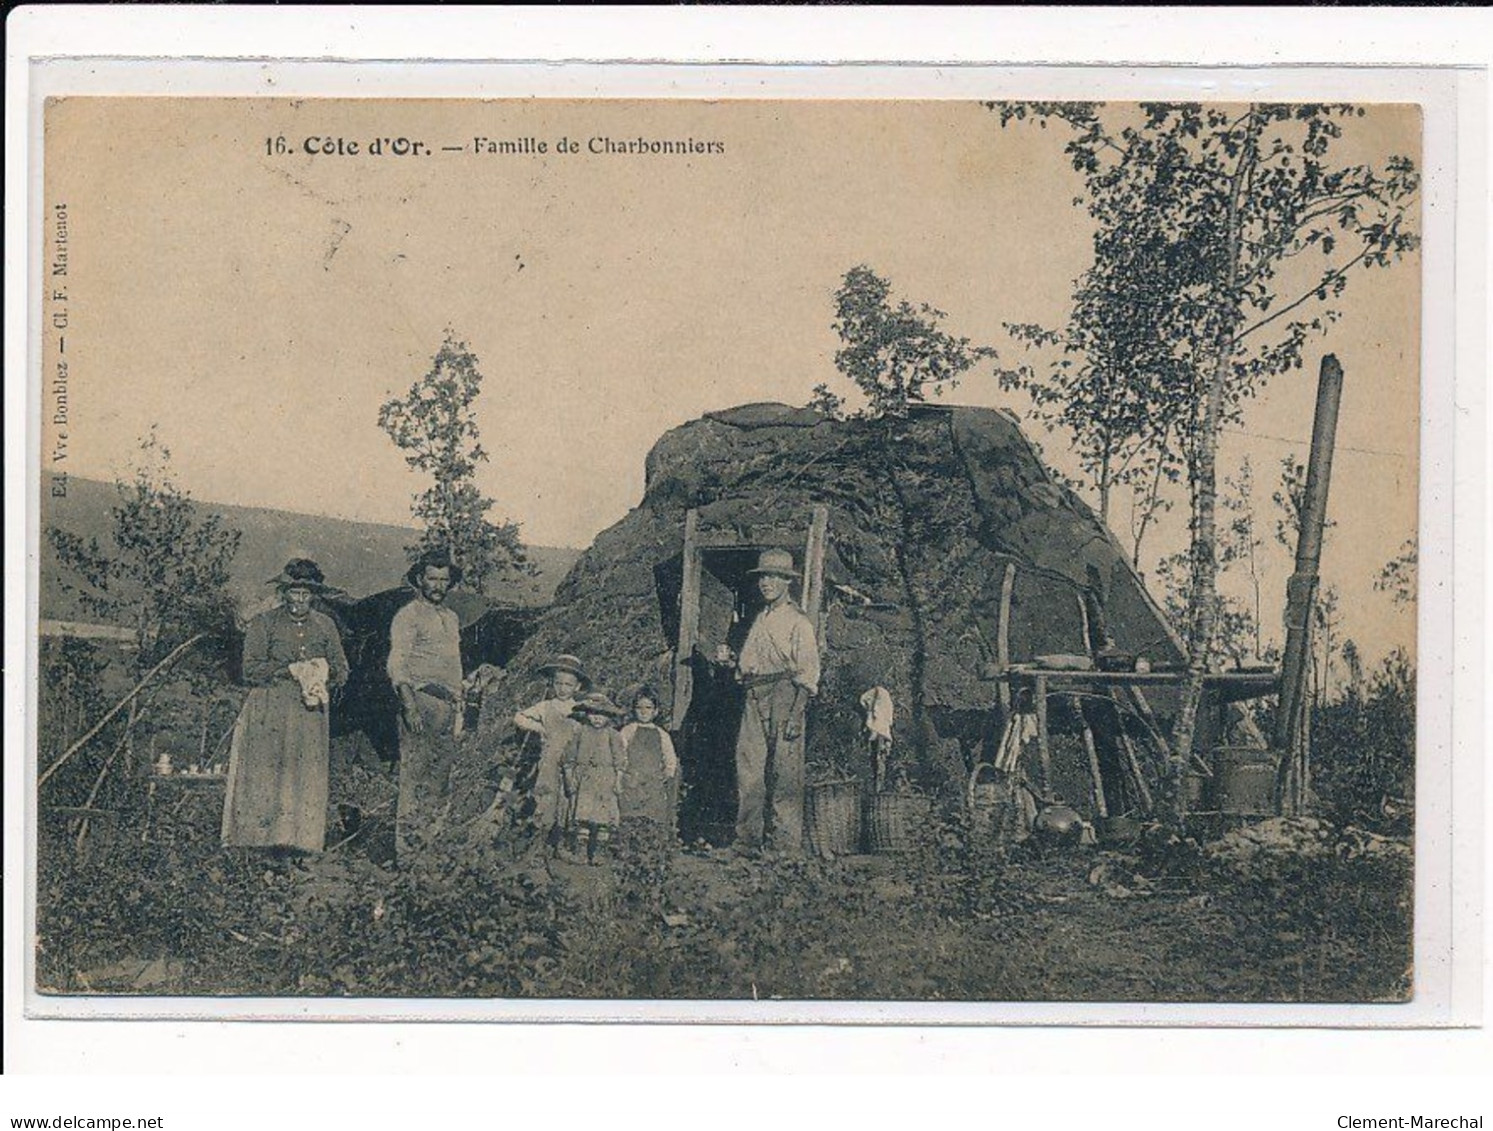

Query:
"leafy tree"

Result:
[[45, 432, 242, 802], [992, 101, 1419, 807], [49, 432, 241, 671], [378, 331, 530, 594], [1004, 233, 1192, 536], [820, 265, 997, 419]]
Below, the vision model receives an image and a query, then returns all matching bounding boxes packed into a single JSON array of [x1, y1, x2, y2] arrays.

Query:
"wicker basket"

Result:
[[967, 763, 1015, 839], [864, 791, 932, 854], [806, 779, 863, 857]]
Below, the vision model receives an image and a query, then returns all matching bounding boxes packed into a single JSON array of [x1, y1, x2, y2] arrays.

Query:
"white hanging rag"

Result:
[[288, 657, 330, 709], [859, 686, 894, 742], [996, 713, 1039, 773]]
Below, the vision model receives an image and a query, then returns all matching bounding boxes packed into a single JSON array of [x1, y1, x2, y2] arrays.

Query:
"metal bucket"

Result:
[[1212, 747, 1278, 815]]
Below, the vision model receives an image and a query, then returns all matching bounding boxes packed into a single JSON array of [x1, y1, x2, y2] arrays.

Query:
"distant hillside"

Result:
[[40, 478, 580, 623]]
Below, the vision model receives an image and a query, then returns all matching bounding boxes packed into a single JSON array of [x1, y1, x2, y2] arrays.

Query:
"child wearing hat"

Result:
[[560, 693, 628, 864], [514, 654, 589, 848]]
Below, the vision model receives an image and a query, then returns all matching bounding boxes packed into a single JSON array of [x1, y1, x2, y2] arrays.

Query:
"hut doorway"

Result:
[[667, 507, 828, 845]]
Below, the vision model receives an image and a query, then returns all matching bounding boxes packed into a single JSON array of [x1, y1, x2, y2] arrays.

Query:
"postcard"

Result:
[[20, 66, 1467, 1028]]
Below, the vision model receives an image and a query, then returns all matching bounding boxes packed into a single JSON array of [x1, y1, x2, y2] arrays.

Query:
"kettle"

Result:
[[1034, 802, 1084, 843]]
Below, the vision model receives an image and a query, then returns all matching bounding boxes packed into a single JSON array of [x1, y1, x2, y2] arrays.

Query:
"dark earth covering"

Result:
[[473, 402, 1184, 826]]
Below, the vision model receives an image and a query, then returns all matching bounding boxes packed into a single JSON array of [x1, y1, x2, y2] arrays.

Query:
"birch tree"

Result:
[[992, 102, 1419, 812]]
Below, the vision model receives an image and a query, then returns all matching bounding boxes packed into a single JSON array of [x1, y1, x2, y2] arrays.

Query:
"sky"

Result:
[[41, 98, 1420, 666]]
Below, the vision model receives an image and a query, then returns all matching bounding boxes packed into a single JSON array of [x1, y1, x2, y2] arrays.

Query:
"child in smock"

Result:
[[619, 686, 679, 840], [560, 692, 627, 864], [513, 653, 588, 849]]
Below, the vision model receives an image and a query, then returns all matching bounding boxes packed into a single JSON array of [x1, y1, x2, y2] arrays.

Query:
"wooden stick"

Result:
[[40, 633, 205, 788], [1115, 707, 1155, 814], [1124, 685, 1172, 765], [1073, 695, 1109, 819]]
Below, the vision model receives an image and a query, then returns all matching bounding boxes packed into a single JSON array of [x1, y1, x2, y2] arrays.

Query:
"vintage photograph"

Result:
[[33, 96, 1420, 1004]]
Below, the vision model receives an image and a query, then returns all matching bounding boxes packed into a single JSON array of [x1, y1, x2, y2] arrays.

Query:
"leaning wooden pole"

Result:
[[1273, 354, 1344, 815], [38, 633, 205, 789]]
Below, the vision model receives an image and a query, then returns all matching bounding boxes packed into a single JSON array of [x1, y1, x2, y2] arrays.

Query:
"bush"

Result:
[[1205, 826, 1412, 1002], [1310, 650, 1415, 833]]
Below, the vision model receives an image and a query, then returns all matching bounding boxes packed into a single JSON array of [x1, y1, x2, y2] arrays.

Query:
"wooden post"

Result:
[[1034, 673, 1052, 799], [996, 562, 1015, 719], [1073, 694, 1109, 819], [671, 509, 702, 727], [801, 504, 830, 636], [1273, 355, 1344, 815]]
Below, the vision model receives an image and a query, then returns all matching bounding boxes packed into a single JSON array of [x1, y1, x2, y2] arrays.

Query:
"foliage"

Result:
[[43, 434, 243, 810], [1310, 649, 1416, 833], [991, 101, 1420, 781], [47, 432, 242, 673], [1375, 539, 1417, 608], [827, 266, 997, 419], [1003, 241, 1191, 533], [378, 331, 531, 595], [37, 637, 122, 811], [1206, 834, 1412, 1002], [36, 788, 1412, 1002]]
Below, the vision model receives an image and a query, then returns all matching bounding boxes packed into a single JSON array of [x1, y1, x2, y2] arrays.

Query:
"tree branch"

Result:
[[1234, 243, 1375, 345]]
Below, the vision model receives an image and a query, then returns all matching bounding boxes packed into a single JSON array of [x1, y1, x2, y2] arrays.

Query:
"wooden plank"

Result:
[[801, 504, 830, 636], [1073, 694, 1109, 819], [671, 509, 702, 726], [1005, 669, 1278, 688], [1034, 673, 1052, 799]]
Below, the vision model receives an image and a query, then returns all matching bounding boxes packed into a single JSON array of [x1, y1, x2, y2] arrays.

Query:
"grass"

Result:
[[34, 798, 1411, 1005]]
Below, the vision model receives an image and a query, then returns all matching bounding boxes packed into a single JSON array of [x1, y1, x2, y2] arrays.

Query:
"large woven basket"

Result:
[[805, 779, 863, 857], [864, 791, 932, 854]]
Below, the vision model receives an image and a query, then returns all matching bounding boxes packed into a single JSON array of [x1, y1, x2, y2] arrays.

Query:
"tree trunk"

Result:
[[1169, 118, 1257, 818], [1098, 436, 1112, 526], [1169, 364, 1227, 815]]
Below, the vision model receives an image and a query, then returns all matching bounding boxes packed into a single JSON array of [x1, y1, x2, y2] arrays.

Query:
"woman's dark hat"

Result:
[[538, 653, 591, 686], [571, 692, 623, 719], [747, 548, 798, 580], [267, 558, 342, 596]]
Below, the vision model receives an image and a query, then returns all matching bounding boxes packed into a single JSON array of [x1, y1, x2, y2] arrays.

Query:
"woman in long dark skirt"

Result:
[[221, 559, 349, 855]]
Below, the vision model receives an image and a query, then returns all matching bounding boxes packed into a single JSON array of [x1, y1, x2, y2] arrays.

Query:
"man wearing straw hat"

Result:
[[732, 548, 820, 855]]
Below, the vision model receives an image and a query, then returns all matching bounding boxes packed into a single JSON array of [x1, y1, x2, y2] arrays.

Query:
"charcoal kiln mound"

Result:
[[472, 402, 1184, 841]]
